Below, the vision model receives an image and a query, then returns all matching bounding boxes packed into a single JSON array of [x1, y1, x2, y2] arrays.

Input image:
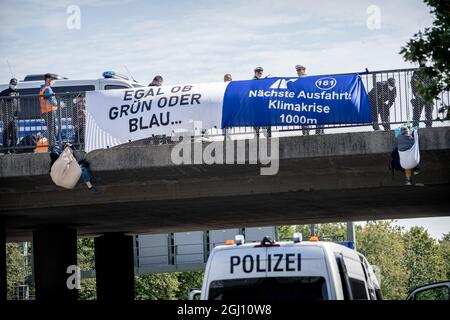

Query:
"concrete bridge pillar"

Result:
[[32, 227, 78, 302], [94, 233, 134, 301]]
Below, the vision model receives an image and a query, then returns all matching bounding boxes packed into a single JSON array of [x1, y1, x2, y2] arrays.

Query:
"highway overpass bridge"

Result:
[[1, 127, 449, 241], [1, 127, 449, 301]]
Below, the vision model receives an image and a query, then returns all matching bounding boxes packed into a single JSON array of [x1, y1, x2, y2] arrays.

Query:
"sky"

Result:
[[0, 0, 435, 85], [0, 0, 448, 239]]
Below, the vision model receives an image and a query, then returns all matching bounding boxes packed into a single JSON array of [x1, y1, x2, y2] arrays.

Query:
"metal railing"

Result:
[[0, 91, 86, 153], [1, 68, 449, 153]]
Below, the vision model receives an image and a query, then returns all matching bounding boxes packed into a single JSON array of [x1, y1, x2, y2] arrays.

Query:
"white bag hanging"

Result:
[[399, 130, 420, 170], [50, 147, 82, 189]]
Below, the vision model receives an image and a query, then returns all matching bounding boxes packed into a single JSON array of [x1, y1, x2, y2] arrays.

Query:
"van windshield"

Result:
[[208, 276, 328, 300]]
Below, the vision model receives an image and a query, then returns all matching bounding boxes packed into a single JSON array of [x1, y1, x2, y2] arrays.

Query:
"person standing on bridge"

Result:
[[39, 73, 63, 151], [148, 75, 163, 87], [0, 78, 20, 153], [295, 65, 324, 136], [252, 67, 271, 137], [224, 73, 232, 82], [369, 77, 397, 131], [411, 59, 434, 128], [253, 66, 264, 80]]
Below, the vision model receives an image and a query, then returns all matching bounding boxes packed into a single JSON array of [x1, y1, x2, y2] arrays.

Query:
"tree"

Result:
[[402, 226, 447, 293], [314, 223, 347, 241], [400, 0, 450, 118], [439, 232, 450, 279], [356, 221, 409, 299], [277, 225, 295, 240], [175, 271, 204, 300], [6, 243, 26, 300], [77, 238, 96, 300], [135, 273, 179, 300]]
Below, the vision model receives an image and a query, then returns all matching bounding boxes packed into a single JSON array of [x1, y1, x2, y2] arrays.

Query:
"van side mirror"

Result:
[[407, 282, 450, 300], [188, 289, 202, 300]]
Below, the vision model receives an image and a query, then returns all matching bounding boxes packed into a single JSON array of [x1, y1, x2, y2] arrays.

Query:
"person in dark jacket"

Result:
[[253, 66, 264, 80], [148, 75, 163, 87], [49, 143, 97, 192], [0, 78, 20, 153], [368, 77, 397, 130], [395, 125, 420, 185], [411, 59, 434, 128]]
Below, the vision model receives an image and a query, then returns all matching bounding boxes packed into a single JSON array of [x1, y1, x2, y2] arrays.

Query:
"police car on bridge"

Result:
[[194, 234, 382, 300], [0, 71, 145, 147]]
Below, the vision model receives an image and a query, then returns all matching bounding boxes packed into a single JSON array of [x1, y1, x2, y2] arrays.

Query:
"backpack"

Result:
[[389, 148, 404, 175]]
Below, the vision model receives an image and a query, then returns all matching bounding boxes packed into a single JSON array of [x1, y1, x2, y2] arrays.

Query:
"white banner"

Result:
[[85, 82, 228, 152]]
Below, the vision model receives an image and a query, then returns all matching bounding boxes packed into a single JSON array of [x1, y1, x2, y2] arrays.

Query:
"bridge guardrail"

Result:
[[1, 68, 448, 153]]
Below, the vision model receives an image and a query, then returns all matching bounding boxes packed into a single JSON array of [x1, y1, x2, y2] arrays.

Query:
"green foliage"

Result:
[[77, 238, 96, 300], [175, 271, 204, 300], [402, 226, 447, 292], [135, 273, 179, 300], [79, 278, 97, 300], [357, 221, 409, 299], [400, 0, 450, 114], [293, 225, 312, 239], [277, 225, 295, 240], [315, 223, 347, 241], [77, 237, 95, 271], [439, 232, 450, 279], [6, 243, 26, 300]]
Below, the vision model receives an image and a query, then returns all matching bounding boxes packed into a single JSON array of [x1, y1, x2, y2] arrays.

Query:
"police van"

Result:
[[195, 234, 382, 300], [0, 71, 145, 147], [0, 71, 144, 119]]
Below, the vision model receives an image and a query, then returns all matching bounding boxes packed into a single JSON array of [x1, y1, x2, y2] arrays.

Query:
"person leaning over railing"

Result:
[[0, 78, 20, 153], [368, 78, 397, 131], [39, 73, 65, 151]]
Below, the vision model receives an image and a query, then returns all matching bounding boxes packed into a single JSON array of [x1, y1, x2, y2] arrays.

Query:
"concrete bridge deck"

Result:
[[1, 127, 449, 241]]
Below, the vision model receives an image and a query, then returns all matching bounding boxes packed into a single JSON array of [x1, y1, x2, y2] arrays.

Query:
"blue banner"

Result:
[[221, 74, 371, 127]]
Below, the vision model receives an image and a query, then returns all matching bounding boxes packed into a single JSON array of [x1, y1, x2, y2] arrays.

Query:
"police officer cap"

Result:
[[254, 66, 264, 72], [295, 65, 306, 71], [9, 78, 18, 85]]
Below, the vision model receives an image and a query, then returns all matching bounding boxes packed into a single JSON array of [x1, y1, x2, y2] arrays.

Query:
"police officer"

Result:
[[0, 78, 20, 153], [411, 59, 433, 128], [295, 64, 306, 77], [253, 66, 264, 80], [39, 73, 61, 151]]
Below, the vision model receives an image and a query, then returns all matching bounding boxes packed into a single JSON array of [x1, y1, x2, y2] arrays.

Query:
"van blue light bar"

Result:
[[336, 241, 355, 249]]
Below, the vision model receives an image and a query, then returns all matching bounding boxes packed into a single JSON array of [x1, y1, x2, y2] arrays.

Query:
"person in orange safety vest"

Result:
[[39, 73, 60, 151]]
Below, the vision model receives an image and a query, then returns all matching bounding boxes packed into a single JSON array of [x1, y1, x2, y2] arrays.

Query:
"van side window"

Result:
[[105, 85, 129, 90], [52, 85, 95, 93], [349, 278, 369, 300], [335, 254, 353, 300]]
